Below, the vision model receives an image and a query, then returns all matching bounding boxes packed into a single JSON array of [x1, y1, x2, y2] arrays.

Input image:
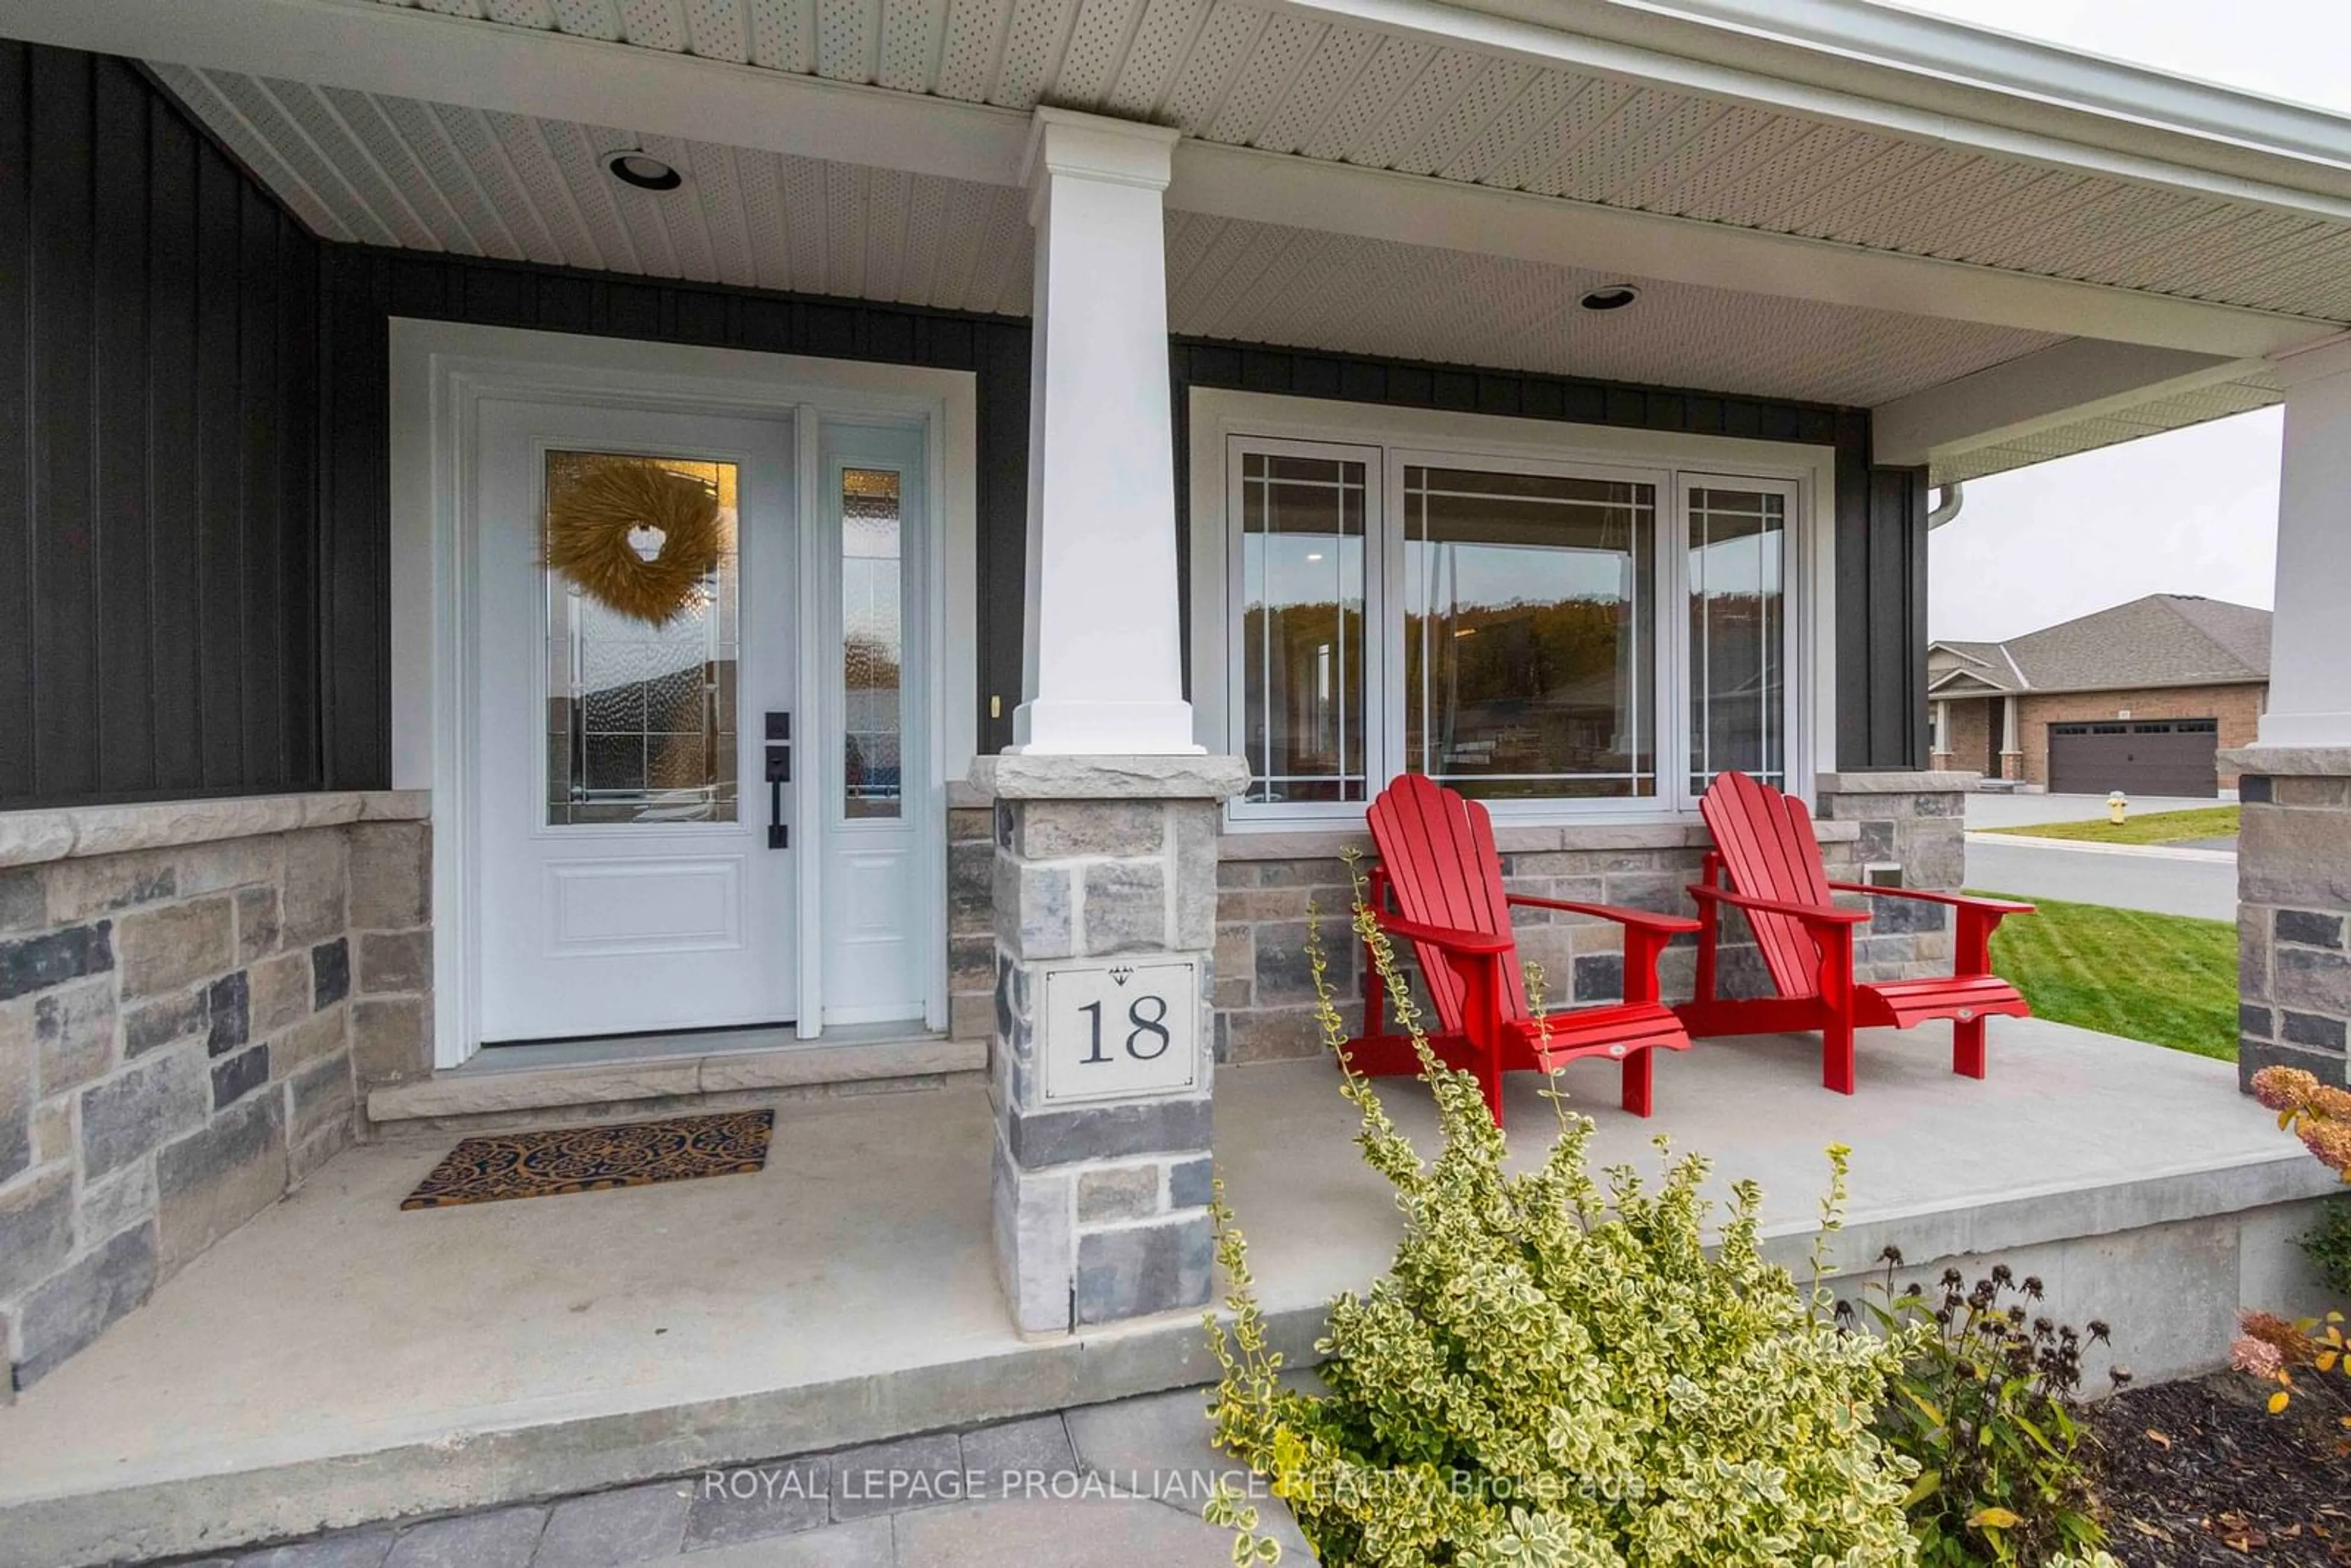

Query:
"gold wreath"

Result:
[[543, 458, 727, 626]]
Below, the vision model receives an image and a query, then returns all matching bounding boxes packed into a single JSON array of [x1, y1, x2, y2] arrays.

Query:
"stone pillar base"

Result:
[[972, 754, 1248, 1335], [2225, 746, 2351, 1092], [1813, 772, 1967, 985]]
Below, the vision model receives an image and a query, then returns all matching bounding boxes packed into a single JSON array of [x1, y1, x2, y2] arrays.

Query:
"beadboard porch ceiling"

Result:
[[94, 0, 2351, 478], [149, 61, 2066, 411]]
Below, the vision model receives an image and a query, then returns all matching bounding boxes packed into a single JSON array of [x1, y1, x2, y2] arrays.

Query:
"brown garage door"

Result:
[[2046, 719, 2219, 797]]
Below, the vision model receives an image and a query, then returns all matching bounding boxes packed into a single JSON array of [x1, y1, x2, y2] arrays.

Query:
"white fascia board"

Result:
[[1275, 0, 2351, 216], [1165, 140, 2337, 358], [0, 0, 1033, 187], [1872, 340, 2262, 466]]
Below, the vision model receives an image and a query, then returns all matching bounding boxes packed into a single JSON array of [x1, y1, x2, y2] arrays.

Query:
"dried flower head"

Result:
[[2253, 1064, 2321, 1112], [2233, 1335, 2286, 1379], [2239, 1309, 2320, 1365]]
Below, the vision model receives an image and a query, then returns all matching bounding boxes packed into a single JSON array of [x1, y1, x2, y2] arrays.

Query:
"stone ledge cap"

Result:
[[970, 754, 1251, 801], [2221, 745, 2351, 777], [1215, 817, 1859, 860], [1815, 770, 1969, 794], [0, 790, 430, 869]]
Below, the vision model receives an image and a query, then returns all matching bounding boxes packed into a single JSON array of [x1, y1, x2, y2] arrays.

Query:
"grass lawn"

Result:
[[1974, 891, 2238, 1060], [1978, 805, 2238, 846]]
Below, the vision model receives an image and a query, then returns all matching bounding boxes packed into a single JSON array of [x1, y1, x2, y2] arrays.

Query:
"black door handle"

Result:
[[765, 712, 790, 849]]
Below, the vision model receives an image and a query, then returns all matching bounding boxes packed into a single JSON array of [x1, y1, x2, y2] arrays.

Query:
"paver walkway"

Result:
[[152, 1390, 1316, 1568]]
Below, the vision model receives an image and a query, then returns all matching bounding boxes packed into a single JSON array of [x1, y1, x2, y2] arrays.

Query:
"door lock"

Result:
[[764, 712, 790, 849]]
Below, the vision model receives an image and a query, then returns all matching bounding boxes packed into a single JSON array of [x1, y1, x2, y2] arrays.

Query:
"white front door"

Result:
[[474, 398, 798, 1043]]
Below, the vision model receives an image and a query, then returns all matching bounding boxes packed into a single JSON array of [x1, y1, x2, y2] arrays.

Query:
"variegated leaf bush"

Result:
[[1202, 872, 1933, 1568]]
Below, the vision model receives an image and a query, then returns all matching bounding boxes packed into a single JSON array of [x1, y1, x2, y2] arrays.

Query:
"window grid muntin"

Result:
[[1228, 437, 1383, 817], [1223, 437, 1804, 822]]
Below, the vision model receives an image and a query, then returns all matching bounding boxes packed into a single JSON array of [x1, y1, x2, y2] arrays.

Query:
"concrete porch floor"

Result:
[[1, 1018, 2338, 1567]]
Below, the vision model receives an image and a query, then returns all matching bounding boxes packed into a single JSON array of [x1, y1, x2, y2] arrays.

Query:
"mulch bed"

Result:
[[2088, 1370, 2351, 1564]]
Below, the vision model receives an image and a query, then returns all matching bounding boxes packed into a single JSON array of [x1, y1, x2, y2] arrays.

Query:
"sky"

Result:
[[1887, 0, 2351, 642]]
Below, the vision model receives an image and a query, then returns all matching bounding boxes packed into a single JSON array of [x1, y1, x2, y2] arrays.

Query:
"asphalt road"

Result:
[[1962, 836, 2237, 923], [1958, 792, 2238, 921]]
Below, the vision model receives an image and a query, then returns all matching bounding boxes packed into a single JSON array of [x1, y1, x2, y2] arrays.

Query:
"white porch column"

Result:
[[1012, 108, 1198, 756], [2227, 341, 2351, 1092], [1998, 694, 2021, 780], [2258, 345, 2351, 751]]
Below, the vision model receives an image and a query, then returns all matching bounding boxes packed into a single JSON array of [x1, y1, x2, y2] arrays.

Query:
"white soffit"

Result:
[[157, 66, 2061, 409], [332, 0, 2351, 327], [151, 65, 1040, 315], [1933, 368, 2285, 486], [1163, 212, 2059, 407]]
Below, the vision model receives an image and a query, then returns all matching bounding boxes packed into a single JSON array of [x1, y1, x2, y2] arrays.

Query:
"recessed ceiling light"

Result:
[[1579, 284, 1640, 312], [604, 150, 683, 192]]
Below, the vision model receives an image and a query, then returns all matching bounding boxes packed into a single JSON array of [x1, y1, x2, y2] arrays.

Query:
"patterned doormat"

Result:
[[399, 1109, 774, 1210]]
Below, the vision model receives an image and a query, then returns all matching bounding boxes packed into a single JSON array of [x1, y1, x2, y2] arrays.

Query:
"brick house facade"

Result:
[[1929, 596, 2270, 794], [1934, 683, 2267, 790]]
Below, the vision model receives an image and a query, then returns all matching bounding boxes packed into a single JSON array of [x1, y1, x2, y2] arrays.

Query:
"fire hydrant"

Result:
[[2108, 790, 2129, 825]]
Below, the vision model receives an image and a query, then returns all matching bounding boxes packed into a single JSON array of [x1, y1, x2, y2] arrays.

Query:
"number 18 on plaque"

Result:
[[1038, 958, 1202, 1106]]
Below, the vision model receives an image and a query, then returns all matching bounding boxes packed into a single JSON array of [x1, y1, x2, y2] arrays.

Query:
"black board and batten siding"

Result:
[[1, 39, 1929, 811], [1, 45, 322, 808], [311, 247, 1033, 787]]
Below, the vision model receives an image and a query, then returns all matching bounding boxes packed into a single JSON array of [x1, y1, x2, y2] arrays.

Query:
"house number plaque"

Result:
[[1038, 958, 1202, 1106]]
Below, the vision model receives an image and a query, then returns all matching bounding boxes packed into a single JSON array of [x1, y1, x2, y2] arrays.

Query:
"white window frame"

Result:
[[1224, 435, 1384, 822], [1676, 471, 1804, 811], [1188, 388, 1836, 830]]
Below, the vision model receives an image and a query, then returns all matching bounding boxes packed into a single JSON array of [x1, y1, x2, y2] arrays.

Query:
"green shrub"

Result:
[[1859, 1259, 2118, 1567], [2298, 1198, 2351, 1297], [1203, 880, 1924, 1567]]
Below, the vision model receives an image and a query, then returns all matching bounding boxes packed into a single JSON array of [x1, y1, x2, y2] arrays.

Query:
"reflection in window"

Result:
[[1688, 487, 1786, 792], [1403, 468, 1655, 800], [545, 453, 738, 825], [843, 468, 903, 820], [1240, 452, 1367, 805]]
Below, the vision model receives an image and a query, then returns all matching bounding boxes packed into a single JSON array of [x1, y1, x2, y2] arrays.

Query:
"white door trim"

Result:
[[389, 320, 975, 1069]]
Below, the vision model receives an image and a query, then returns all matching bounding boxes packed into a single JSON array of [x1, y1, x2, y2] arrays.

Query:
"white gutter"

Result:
[[1926, 482, 1965, 530]]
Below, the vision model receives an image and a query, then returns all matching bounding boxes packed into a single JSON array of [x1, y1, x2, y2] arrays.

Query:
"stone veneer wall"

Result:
[[947, 787, 996, 1045], [1212, 773, 1968, 1064], [0, 793, 430, 1394], [2233, 756, 2351, 1090]]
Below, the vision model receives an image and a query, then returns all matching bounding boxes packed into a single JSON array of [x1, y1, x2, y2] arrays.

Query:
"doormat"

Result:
[[399, 1109, 774, 1210]]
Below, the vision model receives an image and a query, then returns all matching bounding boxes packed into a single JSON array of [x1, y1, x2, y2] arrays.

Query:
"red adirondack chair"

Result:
[[1677, 771, 2034, 1094], [1348, 774, 1701, 1125]]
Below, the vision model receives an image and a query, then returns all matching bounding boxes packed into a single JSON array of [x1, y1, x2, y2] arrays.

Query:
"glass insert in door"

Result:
[[842, 468, 903, 820], [543, 452, 740, 825]]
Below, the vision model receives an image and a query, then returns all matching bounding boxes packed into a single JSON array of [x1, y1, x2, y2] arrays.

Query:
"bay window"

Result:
[[1217, 419, 1810, 821]]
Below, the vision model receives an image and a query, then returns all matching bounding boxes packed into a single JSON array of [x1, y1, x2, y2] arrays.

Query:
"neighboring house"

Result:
[[2, 0, 2351, 1491], [1930, 596, 2270, 796]]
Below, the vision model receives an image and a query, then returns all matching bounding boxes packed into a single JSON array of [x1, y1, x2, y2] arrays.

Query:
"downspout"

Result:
[[1927, 482, 1966, 530]]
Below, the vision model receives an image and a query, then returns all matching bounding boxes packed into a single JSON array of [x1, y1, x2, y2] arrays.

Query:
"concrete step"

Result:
[[366, 1031, 984, 1133]]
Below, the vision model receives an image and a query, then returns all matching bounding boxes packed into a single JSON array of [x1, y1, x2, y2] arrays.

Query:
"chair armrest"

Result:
[[1371, 909, 1517, 956], [1823, 882, 2034, 915], [1506, 894, 1700, 936], [1685, 883, 1869, 925]]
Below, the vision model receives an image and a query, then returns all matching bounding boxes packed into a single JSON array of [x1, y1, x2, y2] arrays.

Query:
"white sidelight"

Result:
[[2259, 342, 2351, 751], [1012, 108, 1200, 756]]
